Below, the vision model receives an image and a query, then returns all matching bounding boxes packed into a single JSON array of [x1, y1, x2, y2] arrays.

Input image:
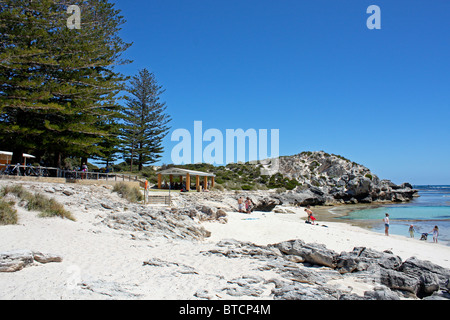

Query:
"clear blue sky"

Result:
[[112, 0, 450, 185]]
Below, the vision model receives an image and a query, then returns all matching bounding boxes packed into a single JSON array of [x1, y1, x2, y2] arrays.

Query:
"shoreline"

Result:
[[312, 203, 450, 247]]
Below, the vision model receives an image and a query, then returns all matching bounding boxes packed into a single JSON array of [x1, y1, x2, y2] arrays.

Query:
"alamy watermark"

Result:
[[367, 5, 381, 30], [66, 4, 380, 31], [67, 5, 81, 30], [171, 121, 280, 175], [66, 265, 82, 291]]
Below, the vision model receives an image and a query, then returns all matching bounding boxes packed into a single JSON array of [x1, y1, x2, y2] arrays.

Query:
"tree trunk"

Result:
[[11, 147, 23, 165], [138, 143, 143, 172], [130, 146, 134, 172], [55, 152, 63, 168]]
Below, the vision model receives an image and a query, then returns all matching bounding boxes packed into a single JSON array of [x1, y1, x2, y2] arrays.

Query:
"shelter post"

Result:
[[196, 175, 200, 191], [186, 173, 190, 191]]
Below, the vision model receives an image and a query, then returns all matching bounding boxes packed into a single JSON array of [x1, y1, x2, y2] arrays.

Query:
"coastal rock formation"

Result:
[[100, 206, 212, 241], [275, 151, 418, 206], [0, 250, 62, 272], [205, 239, 450, 300]]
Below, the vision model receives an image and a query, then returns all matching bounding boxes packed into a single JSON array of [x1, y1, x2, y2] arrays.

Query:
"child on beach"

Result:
[[237, 197, 245, 213], [409, 224, 416, 238], [384, 213, 390, 236]]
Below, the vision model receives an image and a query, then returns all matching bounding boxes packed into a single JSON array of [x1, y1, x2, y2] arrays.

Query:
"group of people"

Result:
[[235, 201, 441, 244], [384, 213, 439, 243], [237, 197, 254, 214]]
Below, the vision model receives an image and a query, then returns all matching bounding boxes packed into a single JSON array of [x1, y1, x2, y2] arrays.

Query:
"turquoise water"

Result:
[[338, 186, 450, 245]]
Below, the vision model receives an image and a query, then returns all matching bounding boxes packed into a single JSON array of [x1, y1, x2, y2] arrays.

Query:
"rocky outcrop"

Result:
[[0, 250, 62, 272], [205, 239, 450, 300], [100, 206, 213, 241], [178, 191, 283, 213], [276, 151, 418, 206]]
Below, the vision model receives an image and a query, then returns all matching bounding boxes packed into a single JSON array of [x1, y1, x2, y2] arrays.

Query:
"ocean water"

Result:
[[336, 186, 450, 245]]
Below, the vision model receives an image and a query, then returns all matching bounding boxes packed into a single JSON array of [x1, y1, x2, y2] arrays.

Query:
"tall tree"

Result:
[[0, 0, 131, 167], [121, 69, 171, 171], [91, 118, 122, 168]]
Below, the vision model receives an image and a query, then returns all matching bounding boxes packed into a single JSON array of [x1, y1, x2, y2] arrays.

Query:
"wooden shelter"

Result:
[[0, 151, 12, 167], [0, 152, 36, 168], [156, 168, 215, 192], [22, 153, 36, 166]]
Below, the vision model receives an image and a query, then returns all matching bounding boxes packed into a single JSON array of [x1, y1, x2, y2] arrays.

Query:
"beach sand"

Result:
[[1, 182, 449, 300]]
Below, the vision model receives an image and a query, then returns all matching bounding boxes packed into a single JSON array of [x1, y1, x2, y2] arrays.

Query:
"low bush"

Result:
[[1, 185, 75, 221], [0, 200, 18, 225], [113, 183, 143, 203], [28, 193, 75, 221]]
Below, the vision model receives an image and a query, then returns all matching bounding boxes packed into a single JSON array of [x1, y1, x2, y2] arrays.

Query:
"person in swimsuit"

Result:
[[245, 197, 254, 214], [430, 226, 439, 243], [384, 213, 390, 236], [305, 206, 317, 225], [237, 197, 245, 213]]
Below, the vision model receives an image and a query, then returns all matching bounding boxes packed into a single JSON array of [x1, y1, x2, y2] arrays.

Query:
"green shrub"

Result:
[[0, 200, 18, 225], [0, 185, 30, 199], [113, 183, 143, 203], [1, 185, 75, 221], [285, 178, 301, 190], [211, 184, 225, 191], [27, 193, 75, 221]]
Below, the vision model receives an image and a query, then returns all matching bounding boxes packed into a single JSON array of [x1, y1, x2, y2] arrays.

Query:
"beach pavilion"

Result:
[[0, 151, 12, 167], [156, 168, 215, 191], [0, 151, 36, 167]]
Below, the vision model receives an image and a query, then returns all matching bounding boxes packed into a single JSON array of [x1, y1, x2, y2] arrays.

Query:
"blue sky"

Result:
[[112, 0, 450, 185]]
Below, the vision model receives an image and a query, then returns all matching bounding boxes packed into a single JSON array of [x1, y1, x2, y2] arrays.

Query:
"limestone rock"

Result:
[[0, 250, 63, 273]]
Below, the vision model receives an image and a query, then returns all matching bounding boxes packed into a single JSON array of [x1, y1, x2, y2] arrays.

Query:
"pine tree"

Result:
[[91, 118, 122, 168], [0, 0, 131, 167], [121, 69, 171, 171]]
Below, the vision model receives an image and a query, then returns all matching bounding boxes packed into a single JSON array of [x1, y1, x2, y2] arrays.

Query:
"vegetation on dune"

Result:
[[0, 199, 18, 225], [0, 185, 75, 221], [113, 183, 144, 203]]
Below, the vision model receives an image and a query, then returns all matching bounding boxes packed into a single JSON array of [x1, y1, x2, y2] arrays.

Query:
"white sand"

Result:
[[1, 182, 449, 300]]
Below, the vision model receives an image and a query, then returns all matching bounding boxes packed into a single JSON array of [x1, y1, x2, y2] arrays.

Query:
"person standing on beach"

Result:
[[409, 224, 416, 238], [237, 197, 245, 213], [245, 197, 254, 214], [384, 213, 390, 236], [81, 163, 88, 180], [430, 226, 439, 243]]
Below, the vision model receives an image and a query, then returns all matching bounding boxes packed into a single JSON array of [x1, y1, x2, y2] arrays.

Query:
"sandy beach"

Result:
[[1, 181, 449, 300]]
